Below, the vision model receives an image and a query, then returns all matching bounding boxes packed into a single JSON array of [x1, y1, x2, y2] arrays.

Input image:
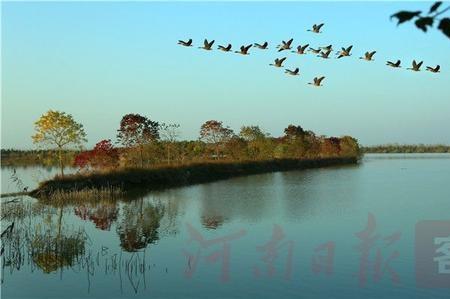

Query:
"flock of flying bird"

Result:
[[177, 23, 441, 87]]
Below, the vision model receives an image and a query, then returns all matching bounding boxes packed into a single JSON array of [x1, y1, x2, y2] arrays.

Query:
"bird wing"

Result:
[[204, 39, 208, 47], [294, 68, 299, 73], [209, 40, 215, 47], [317, 23, 325, 30], [302, 44, 309, 51], [245, 44, 252, 51], [280, 57, 287, 63], [436, 65, 440, 71], [312, 24, 317, 30], [313, 77, 318, 84], [346, 45, 353, 53], [416, 61, 423, 68], [317, 76, 325, 84], [240, 45, 245, 52], [286, 38, 293, 46], [263, 42, 268, 47], [274, 58, 280, 64], [369, 51, 376, 57], [412, 60, 417, 68]]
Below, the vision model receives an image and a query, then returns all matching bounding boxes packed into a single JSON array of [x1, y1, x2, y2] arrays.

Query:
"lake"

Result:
[[1, 154, 449, 298]]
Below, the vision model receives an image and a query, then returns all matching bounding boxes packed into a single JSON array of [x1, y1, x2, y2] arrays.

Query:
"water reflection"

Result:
[[1, 156, 450, 298], [74, 201, 119, 231], [116, 198, 164, 252]]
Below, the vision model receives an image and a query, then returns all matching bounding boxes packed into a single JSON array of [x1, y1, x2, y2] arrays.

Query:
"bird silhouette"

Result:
[[308, 23, 324, 33], [285, 68, 300, 76], [199, 39, 214, 50], [308, 47, 321, 54], [235, 44, 252, 55], [407, 60, 423, 71], [269, 57, 287, 67], [386, 59, 401, 68], [292, 44, 309, 55], [308, 76, 326, 86], [337, 45, 353, 58], [254, 42, 268, 49], [320, 44, 333, 51], [359, 51, 376, 61], [318, 49, 332, 59], [178, 39, 193, 47], [426, 65, 440, 73], [218, 44, 232, 52], [277, 38, 294, 52]]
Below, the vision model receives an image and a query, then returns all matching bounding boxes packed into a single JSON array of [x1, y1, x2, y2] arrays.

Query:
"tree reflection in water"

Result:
[[116, 198, 164, 252], [74, 201, 119, 231]]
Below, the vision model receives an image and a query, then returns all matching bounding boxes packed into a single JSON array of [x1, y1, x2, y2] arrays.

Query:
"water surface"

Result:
[[1, 154, 449, 298]]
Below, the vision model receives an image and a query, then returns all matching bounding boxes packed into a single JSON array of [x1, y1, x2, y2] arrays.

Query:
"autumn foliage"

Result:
[[74, 139, 119, 170]]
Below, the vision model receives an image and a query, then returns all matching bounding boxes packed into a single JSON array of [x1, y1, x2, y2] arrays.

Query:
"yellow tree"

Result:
[[32, 110, 87, 176]]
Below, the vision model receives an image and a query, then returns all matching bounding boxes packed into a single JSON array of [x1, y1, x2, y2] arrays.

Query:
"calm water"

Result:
[[1, 154, 449, 298]]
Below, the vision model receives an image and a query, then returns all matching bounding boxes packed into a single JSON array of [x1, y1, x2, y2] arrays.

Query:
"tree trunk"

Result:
[[140, 145, 144, 168], [58, 147, 64, 177], [215, 144, 220, 160], [167, 143, 171, 165]]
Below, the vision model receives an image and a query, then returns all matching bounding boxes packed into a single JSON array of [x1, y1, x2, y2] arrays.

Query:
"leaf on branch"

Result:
[[391, 11, 422, 25], [438, 18, 450, 38], [415, 17, 434, 32], [429, 2, 442, 14]]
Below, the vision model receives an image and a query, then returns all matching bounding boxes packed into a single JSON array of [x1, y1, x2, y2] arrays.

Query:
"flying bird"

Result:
[[308, 23, 325, 33], [308, 76, 326, 87], [308, 47, 321, 54], [254, 42, 268, 49], [359, 51, 376, 61], [235, 44, 252, 55], [270, 57, 287, 67], [218, 44, 232, 52], [292, 44, 309, 55], [386, 59, 401, 68], [318, 49, 332, 59], [277, 38, 294, 51], [337, 45, 353, 58], [199, 39, 214, 50], [285, 68, 300, 76], [426, 65, 440, 73], [320, 44, 333, 51], [407, 60, 423, 71], [178, 39, 193, 47]]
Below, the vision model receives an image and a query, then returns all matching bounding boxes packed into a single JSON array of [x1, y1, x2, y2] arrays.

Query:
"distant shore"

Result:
[[30, 157, 358, 199], [362, 144, 450, 153]]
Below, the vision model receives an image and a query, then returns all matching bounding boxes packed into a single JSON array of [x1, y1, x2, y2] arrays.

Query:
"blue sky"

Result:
[[1, 1, 449, 148]]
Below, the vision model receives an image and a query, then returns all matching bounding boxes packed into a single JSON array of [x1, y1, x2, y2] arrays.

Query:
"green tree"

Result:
[[32, 110, 87, 176]]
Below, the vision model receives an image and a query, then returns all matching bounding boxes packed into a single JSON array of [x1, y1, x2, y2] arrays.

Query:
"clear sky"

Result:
[[1, 1, 449, 149]]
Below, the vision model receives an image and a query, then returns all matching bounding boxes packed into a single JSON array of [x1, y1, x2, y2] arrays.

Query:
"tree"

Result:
[[199, 120, 234, 159], [239, 126, 271, 160], [32, 110, 87, 176], [391, 2, 450, 38], [117, 114, 159, 167], [73, 139, 119, 171], [159, 123, 180, 164]]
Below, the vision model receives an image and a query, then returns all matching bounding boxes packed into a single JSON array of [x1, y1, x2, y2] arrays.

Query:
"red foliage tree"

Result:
[[73, 139, 119, 170]]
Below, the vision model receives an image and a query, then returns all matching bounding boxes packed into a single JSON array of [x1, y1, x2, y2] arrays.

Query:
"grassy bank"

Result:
[[30, 157, 358, 199]]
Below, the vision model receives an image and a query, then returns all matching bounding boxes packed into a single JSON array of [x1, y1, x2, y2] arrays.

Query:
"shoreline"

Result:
[[29, 157, 358, 199]]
